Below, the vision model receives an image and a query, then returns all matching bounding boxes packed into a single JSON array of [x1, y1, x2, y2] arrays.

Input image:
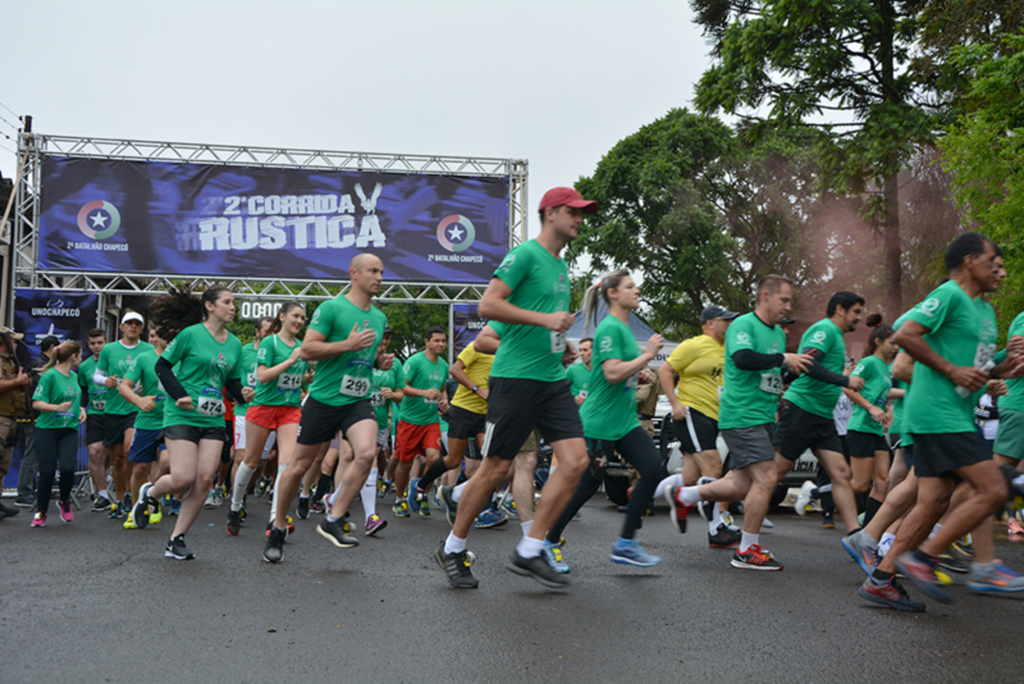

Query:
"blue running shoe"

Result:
[[407, 478, 421, 511], [610, 538, 662, 567], [392, 501, 411, 518], [542, 540, 570, 574], [474, 508, 508, 529]]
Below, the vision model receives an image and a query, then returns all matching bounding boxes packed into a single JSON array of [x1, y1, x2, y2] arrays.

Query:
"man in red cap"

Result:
[[433, 187, 597, 589]]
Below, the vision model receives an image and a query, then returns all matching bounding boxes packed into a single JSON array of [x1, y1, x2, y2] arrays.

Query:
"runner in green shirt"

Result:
[[80, 328, 115, 511], [565, 338, 592, 406]]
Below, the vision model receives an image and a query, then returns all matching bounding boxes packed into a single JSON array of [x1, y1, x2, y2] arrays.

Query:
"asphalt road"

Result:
[[2, 492, 1023, 684]]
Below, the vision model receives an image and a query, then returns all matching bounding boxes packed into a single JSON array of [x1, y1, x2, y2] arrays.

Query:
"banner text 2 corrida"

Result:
[[37, 156, 511, 284]]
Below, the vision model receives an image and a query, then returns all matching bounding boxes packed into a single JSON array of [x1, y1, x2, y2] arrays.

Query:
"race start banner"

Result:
[[13, 289, 100, 358], [37, 156, 511, 284], [452, 303, 488, 356]]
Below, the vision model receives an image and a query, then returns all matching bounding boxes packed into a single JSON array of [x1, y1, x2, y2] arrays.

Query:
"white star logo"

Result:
[[90, 211, 108, 228], [447, 225, 464, 242]]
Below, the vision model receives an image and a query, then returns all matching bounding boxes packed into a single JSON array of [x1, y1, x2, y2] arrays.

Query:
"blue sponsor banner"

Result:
[[37, 156, 510, 284], [452, 303, 487, 356], [13, 289, 99, 358]]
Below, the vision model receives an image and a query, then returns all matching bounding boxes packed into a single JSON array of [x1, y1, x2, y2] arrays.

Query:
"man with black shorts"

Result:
[[263, 254, 387, 563], [79, 328, 113, 511], [433, 186, 595, 589], [666, 275, 812, 570], [773, 291, 866, 534]]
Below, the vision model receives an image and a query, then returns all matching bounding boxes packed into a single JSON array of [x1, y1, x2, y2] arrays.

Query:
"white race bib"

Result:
[[93, 400, 106, 411], [196, 396, 225, 417], [370, 391, 385, 407], [550, 331, 567, 354], [278, 373, 302, 391], [247, 372, 258, 388], [340, 375, 370, 397], [759, 373, 783, 395]]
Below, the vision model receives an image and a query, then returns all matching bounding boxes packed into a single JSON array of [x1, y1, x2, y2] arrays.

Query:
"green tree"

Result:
[[377, 302, 449, 361]]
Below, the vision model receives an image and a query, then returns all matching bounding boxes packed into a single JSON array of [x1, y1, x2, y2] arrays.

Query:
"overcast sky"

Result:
[[1, 0, 709, 241]]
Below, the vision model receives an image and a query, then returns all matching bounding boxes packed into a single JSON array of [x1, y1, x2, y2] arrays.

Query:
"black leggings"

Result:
[[35, 428, 78, 515], [547, 426, 661, 543]]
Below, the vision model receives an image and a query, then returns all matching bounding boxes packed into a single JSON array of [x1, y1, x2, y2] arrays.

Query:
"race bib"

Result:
[[759, 373, 783, 395], [550, 331, 567, 354], [196, 396, 225, 417], [247, 372, 258, 388], [424, 396, 439, 405], [340, 375, 370, 397], [578, 390, 588, 399], [93, 400, 106, 411], [370, 391, 385, 407], [278, 373, 302, 391]]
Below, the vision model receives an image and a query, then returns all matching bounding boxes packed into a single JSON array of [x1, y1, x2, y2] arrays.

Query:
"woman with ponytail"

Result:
[[30, 341, 86, 527], [542, 270, 666, 569]]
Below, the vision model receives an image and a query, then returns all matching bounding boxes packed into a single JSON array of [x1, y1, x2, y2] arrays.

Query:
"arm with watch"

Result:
[[449, 359, 487, 402]]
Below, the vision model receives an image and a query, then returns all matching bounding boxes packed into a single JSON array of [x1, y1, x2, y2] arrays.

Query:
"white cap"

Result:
[[121, 311, 144, 325]]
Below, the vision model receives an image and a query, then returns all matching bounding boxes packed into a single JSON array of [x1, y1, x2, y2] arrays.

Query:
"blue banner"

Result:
[[37, 157, 510, 284], [13, 289, 99, 359], [452, 303, 487, 356]]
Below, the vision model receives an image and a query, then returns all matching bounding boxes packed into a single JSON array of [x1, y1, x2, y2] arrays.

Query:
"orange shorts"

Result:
[[395, 421, 442, 462], [246, 404, 302, 431]]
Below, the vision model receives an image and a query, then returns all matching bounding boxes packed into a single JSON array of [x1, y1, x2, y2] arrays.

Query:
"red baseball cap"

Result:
[[538, 187, 598, 214]]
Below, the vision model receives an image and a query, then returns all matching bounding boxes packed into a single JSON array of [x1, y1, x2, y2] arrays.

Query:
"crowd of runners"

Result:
[[11, 186, 1024, 613]]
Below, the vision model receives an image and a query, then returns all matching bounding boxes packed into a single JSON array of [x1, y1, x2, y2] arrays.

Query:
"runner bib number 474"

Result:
[[196, 396, 225, 417]]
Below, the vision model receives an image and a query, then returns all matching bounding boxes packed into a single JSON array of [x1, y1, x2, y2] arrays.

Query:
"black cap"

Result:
[[780, 317, 796, 325], [40, 336, 60, 352], [383, 325, 393, 334], [701, 305, 739, 323]]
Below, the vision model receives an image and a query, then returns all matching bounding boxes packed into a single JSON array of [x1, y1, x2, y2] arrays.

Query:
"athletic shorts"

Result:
[[519, 428, 541, 454], [481, 377, 583, 461], [994, 407, 1024, 460], [163, 423, 227, 444], [888, 433, 901, 450], [296, 396, 374, 446], [247, 404, 302, 431], [447, 404, 487, 440], [128, 428, 165, 464], [377, 428, 389, 449], [395, 421, 442, 462], [233, 415, 247, 451], [672, 407, 719, 454], [86, 414, 105, 445], [722, 424, 777, 470], [773, 400, 844, 460], [103, 412, 138, 447], [902, 443, 914, 469], [846, 430, 891, 458], [912, 432, 990, 479]]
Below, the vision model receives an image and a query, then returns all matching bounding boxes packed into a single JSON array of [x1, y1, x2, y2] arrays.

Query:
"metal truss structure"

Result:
[[10, 132, 527, 309]]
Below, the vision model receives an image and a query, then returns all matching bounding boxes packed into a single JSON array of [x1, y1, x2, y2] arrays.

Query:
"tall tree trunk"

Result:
[[883, 171, 901, 319]]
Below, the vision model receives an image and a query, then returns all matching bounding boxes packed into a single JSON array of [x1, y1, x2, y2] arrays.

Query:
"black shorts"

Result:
[[773, 400, 843, 460], [903, 443, 915, 469], [913, 432, 990, 479], [163, 424, 227, 444], [86, 413, 105, 445], [888, 432, 902, 449], [672, 407, 719, 454], [846, 430, 891, 458], [103, 412, 138, 447], [447, 404, 487, 440], [296, 396, 374, 446], [481, 377, 583, 461]]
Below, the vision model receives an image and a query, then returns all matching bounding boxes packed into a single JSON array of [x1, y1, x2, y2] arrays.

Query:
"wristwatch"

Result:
[[471, 385, 480, 394]]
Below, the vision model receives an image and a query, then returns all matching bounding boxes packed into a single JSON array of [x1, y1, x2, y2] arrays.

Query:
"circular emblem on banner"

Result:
[[77, 201, 121, 240], [436, 214, 476, 253]]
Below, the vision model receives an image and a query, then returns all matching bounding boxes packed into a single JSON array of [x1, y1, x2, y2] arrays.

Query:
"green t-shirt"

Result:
[[254, 334, 307, 408], [580, 316, 640, 441], [79, 355, 108, 415], [371, 362, 404, 430], [847, 355, 892, 436], [161, 324, 243, 429], [903, 280, 998, 435], [123, 350, 168, 431], [489, 239, 572, 382], [719, 312, 786, 430], [1001, 311, 1024, 413], [566, 363, 591, 398], [399, 351, 448, 426], [33, 368, 81, 430], [891, 371, 906, 435], [783, 318, 847, 419], [235, 343, 260, 417], [98, 340, 156, 416], [306, 295, 387, 407]]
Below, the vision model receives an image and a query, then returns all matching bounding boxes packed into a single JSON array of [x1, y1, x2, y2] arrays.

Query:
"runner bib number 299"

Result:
[[340, 375, 370, 397]]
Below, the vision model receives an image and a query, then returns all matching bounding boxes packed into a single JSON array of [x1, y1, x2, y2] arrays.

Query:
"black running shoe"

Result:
[[317, 517, 359, 548], [507, 550, 570, 588], [91, 496, 113, 512], [226, 509, 241, 536], [441, 486, 459, 527], [132, 483, 153, 530], [165, 535, 195, 560], [297, 496, 310, 520], [263, 527, 286, 563], [708, 523, 741, 549], [434, 540, 479, 589]]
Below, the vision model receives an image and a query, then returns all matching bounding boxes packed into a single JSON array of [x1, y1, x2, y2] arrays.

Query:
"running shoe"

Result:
[[893, 552, 952, 604], [109, 501, 124, 519], [951, 537, 974, 559], [708, 524, 742, 549], [297, 496, 310, 520], [165, 534, 195, 560], [407, 477, 421, 511], [857, 576, 926, 612], [433, 490, 444, 510], [434, 540, 478, 589], [317, 517, 359, 548], [664, 485, 692, 534], [418, 498, 432, 517], [392, 501, 410, 518], [148, 507, 162, 526], [31, 512, 45, 527], [309, 497, 325, 515], [376, 478, 386, 499], [508, 550, 570, 588], [610, 538, 662, 567], [265, 517, 296, 537], [695, 476, 717, 521], [542, 540, 570, 574], [966, 560, 1024, 594], [935, 553, 970, 584], [365, 513, 387, 536], [226, 509, 242, 536], [132, 483, 153, 531], [794, 480, 815, 516], [441, 486, 458, 526], [169, 498, 181, 516], [255, 477, 271, 498], [203, 489, 223, 508], [123, 513, 137, 530], [57, 500, 74, 524], [761, 517, 775, 529], [501, 498, 519, 520], [474, 508, 508, 529], [841, 531, 880, 575], [263, 527, 286, 563], [721, 510, 740, 532], [91, 495, 113, 512], [731, 544, 783, 571], [821, 511, 835, 529]]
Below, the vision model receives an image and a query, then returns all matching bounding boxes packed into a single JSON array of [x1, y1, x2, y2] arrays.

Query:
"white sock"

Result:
[[444, 532, 466, 555], [232, 463, 255, 512], [516, 534, 545, 559], [98, 489, 111, 501], [878, 532, 896, 557], [679, 485, 702, 506], [739, 532, 759, 554], [928, 523, 942, 540], [451, 481, 468, 503], [329, 486, 341, 507], [269, 464, 286, 522], [361, 468, 378, 519], [708, 504, 723, 535], [521, 520, 534, 536], [654, 474, 683, 500]]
